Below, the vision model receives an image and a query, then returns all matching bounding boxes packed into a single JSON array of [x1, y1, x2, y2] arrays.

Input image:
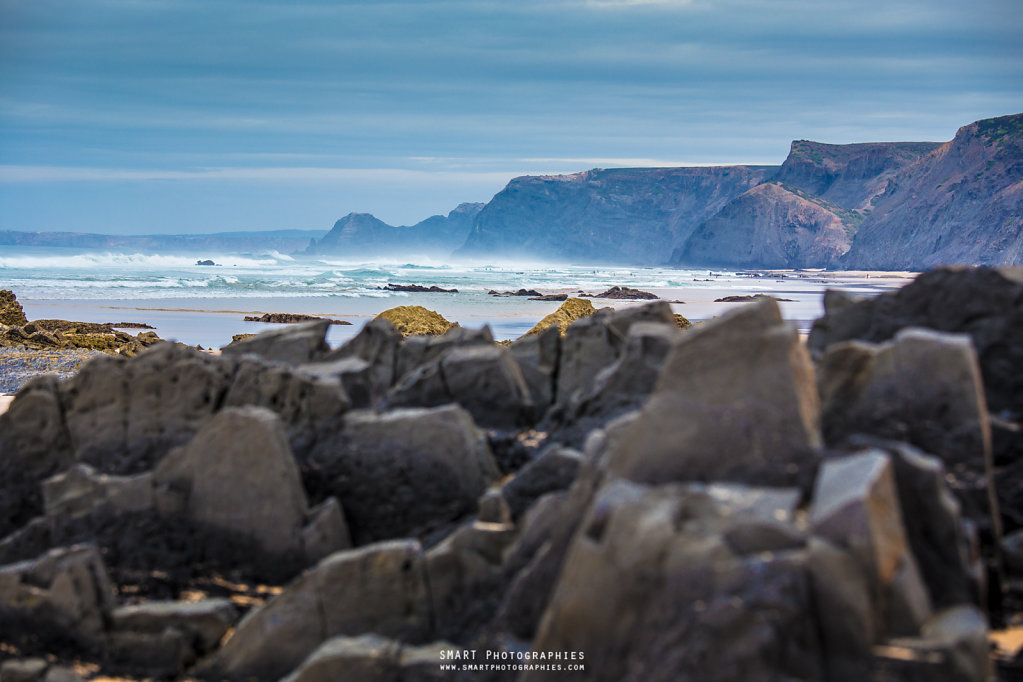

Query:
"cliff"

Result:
[[676, 182, 855, 268], [842, 113, 1023, 269], [306, 202, 483, 257], [454, 166, 775, 264]]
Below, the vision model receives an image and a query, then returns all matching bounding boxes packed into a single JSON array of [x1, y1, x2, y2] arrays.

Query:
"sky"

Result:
[[1, 0, 1022, 234]]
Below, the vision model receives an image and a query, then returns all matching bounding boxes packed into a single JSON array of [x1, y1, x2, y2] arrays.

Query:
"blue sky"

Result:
[[1, 0, 1021, 234]]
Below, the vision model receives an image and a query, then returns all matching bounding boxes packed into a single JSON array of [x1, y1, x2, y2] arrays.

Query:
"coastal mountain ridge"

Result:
[[305, 202, 483, 257], [4, 113, 1020, 270]]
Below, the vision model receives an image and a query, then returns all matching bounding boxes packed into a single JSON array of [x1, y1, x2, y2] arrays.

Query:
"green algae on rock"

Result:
[[375, 305, 456, 337], [523, 297, 596, 337], [0, 290, 29, 327]]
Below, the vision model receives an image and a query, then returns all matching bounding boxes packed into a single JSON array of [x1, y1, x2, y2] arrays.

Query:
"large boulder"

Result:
[[62, 343, 238, 473], [527, 479, 823, 682], [808, 266, 1023, 460], [386, 344, 534, 430], [0, 289, 28, 326], [523, 297, 595, 337], [319, 317, 404, 402], [208, 540, 432, 681], [221, 319, 331, 364], [0, 377, 73, 537], [153, 407, 348, 564], [280, 634, 456, 682], [508, 325, 560, 412], [394, 325, 495, 383], [304, 405, 500, 544], [375, 306, 455, 337], [603, 297, 821, 487], [0, 545, 115, 651], [810, 451, 932, 637]]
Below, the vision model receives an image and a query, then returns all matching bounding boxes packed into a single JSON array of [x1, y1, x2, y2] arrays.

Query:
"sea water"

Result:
[[0, 245, 915, 348]]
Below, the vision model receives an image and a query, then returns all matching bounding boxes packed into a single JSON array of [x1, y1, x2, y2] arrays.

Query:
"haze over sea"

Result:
[[0, 245, 914, 349]]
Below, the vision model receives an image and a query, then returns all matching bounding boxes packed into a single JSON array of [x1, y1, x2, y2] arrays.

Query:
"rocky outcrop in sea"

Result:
[[0, 267, 1020, 680]]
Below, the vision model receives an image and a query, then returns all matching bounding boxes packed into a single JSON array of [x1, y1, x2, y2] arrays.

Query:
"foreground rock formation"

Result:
[[1, 267, 1020, 680]]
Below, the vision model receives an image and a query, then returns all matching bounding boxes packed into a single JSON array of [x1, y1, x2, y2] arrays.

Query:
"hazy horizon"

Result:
[[2, 0, 1022, 235]]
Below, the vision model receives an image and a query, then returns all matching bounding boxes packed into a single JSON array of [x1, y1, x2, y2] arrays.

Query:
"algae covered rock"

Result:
[[523, 297, 596, 337], [0, 289, 28, 326], [375, 306, 455, 337]]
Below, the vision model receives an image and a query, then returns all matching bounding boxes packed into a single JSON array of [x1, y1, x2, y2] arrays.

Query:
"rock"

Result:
[[105, 628, 192, 679], [61, 343, 236, 474], [230, 333, 255, 344], [603, 297, 821, 487], [386, 344, 535, 430], [588, 285, 659, 300], [299, 356, 376, 408], [244, 312, 352, 325], [490, 288, 542, 297], [0, 545, 115, 648], [818, 328, 991, 474], [477, 489, 512, 524], [0, 659, 48, 682], [394, 325, 495, 383], [672, 313, 692, 330], [302, 497, 352, 564], [305, 405, 499, 544], [221, 319, 330, 364], [196, 259, 216, 266], [425, 520, 515, 640], [382, 283, 458, 293], [280, 635, 457, 682], [500, 447, 582, 521], [554, 321, 678, 445], [527, 479, 824, 682], [715, 293, 793, 302], [152, 407, 312, 558], [320, 317, 403, 401], [209, 540, 432, 682], [110, 598, 237, 653], [874, 606, 990, 682], [528, 294, 568, 301], [41, 464, 152, 518], [522, 297, 595, 337], [508, 325, 559, 411], [810, 451, 932, 636], [0, 377, 73, 537], [375, 306, 455, 337], [222, 356, 350, 456], [808, 266, 1023, 423], [0, 289, 28, 326]]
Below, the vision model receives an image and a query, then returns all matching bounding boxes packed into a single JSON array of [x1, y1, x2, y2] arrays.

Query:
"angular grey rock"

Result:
[[810, 451, 932, 636], [299, 356, 375, 408], [61, 343, 237, 473], [394, 325, 495, 383], [111, 598, 237, 653], [41, 464, 152, 519], [309, 406, 499, 544], [320, 316, 403, 400], [0, 545, 114, 645], [500, 447, 582, 521], [527, 479, 824, 682], [0, 659, 48, 682], [554, 310, 619, 407], [425, 520, 515, 639], [210, 540, 431, 681], [508, 324, 559, 412], [153, 407, 310, 557], [280, 634, 457, 682], [604, 297, 821, 486], [221, 319, 330, 365], [818, 328, 991, 474], [301, 497, 352, 565], [0, 376, 73, 537], [874, 606, 990, 682], [386, 343, 534, 430], [222, 356, 350, 456]]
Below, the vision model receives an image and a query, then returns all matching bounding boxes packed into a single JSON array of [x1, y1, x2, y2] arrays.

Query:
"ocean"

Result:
[[0, 245, 916, 348]]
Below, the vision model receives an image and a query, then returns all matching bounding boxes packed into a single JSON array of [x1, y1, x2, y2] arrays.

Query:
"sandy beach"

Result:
[[15, 269, 917, 350]]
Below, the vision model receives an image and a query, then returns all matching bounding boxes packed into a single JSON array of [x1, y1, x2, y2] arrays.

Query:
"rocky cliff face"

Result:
[[842, 113, 1023, 269], [774, 140, 941, 211], [677, 182, 855, 268], [306, 203, 483, 257], [454, 166, 775, 264]]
